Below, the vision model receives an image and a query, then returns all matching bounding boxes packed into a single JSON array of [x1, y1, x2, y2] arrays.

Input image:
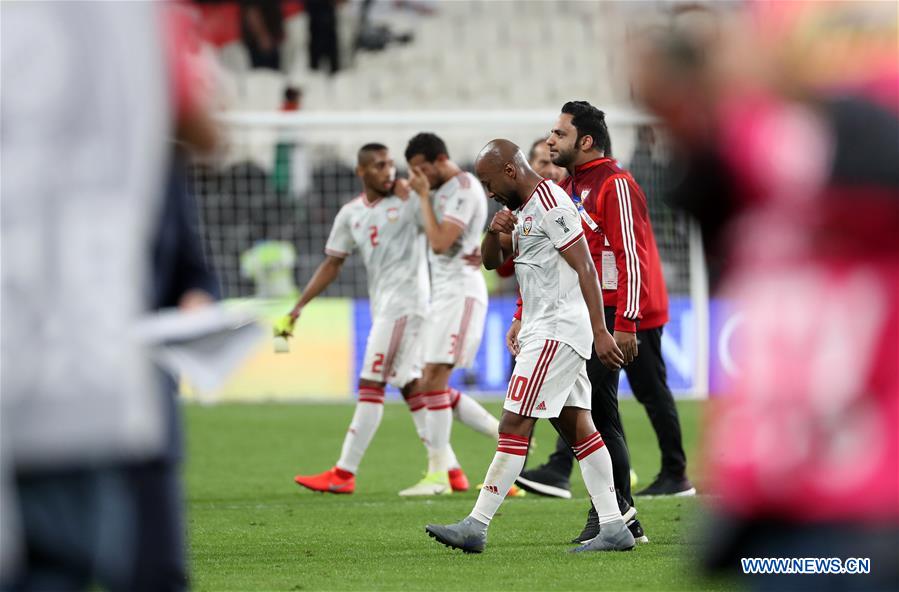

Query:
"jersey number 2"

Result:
[[371, 353, 384, 374], [369, 225, 379, 247]]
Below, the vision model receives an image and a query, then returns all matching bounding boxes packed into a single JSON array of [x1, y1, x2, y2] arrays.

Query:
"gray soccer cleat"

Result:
[[425, 516, 488, 554], [570, 519, 635, 553]]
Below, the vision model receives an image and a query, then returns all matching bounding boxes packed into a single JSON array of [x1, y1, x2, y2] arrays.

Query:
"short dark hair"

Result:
[[283, 86, 302, 102], [404, 132, 449, 162], [357, 142, 388, 165], [561, 101, 612, 156], [529, 137, 547, 162]]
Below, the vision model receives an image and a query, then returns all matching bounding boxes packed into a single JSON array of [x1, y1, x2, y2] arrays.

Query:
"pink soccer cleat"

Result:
[[294, 467, 355, 494], [448, 468, 470, 492]]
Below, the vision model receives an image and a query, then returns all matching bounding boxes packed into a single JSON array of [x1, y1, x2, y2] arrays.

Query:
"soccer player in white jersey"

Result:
[[277, 142, 430, 494], [278, 143, 500, 495], [399, 133, 493, 496], [425, 139, 634, 553]]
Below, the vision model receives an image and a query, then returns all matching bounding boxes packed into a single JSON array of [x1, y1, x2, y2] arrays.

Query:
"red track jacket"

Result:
[[514, 158, 668, 332], [564, 157, 668, 332]]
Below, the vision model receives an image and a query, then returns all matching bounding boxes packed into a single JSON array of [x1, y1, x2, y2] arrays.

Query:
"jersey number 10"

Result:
[[507, 375, 528, 402]]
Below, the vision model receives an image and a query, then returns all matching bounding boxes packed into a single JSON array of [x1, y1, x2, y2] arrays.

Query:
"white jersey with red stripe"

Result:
[[512, 180, 592, 359], [427, 172, 488, 305], [325, 193, 429, 320]]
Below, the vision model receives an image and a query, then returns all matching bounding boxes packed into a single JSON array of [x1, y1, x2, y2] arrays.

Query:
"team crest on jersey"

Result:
[[386, 207, 399, 222], [523, 216, 533, 235], [580, 189, 591, 201], [555, 216, 570, 233]]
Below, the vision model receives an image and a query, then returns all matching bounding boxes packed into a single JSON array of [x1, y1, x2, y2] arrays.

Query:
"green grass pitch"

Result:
[[185, 399, 735, 591]]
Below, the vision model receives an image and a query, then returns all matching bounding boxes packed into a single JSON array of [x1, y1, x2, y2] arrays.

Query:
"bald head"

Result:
[[475, 139, 528, 173], [474, 138, 540, 210]]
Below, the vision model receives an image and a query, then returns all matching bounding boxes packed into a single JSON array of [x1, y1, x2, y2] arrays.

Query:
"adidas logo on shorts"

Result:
[[484, 485, 499, 495], [535, 401, 546, 411]]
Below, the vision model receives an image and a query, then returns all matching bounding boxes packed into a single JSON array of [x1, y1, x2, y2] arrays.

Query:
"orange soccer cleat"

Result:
[[448, 468, 470, 492], [507, 484, 526, 498], [294, 467, 355, 494], [475, 482, 527, 497]]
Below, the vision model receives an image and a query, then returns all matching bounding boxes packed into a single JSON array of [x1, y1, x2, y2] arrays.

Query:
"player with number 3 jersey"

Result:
[[278, 143, 501, 496], [401, 133, 492, 496]]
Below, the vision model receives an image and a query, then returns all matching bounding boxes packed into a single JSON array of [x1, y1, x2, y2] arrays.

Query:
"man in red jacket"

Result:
[[514, 101, 694, 544]]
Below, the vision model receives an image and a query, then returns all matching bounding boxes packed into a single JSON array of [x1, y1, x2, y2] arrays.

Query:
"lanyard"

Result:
[[569, 175, 600, 233]]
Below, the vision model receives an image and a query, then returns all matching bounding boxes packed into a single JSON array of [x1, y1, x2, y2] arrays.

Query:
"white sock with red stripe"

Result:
[[409, 392, 463, 468], [335, 387, 385, 474], [450, 389, 500, 440], [469, 433, 529, 525], [572, 431, 620, 524], [424, 389, 453, 473], [404, 392, 429, 448]]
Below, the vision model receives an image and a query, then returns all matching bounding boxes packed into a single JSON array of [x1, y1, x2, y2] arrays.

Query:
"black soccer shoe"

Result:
[[627, 518, 649, 544], [515, 465, 572, 499], [635, 474, 696, 497], [571, 503, 637, 544], [571, 505, 599, 544]]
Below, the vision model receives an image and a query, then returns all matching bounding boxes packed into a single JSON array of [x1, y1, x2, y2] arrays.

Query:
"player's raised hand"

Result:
[[392, 177, 411, 200], [594, 330, 625, 370], [409, 166, 430, 197], [506, 318, 521, 357], [274, 311, 299, 338], [488, 209, 516, 234], [614, 330, 638, 365]]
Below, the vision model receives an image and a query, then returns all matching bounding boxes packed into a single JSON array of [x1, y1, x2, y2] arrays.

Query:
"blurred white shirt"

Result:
[[1, 3, 171, 468]]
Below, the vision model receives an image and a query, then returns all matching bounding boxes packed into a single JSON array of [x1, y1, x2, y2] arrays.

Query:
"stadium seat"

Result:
[[242, 69, 287, 111], [219, 41, 251, 75]]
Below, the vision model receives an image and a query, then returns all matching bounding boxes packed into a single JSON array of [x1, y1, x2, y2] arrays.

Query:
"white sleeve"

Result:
[[324, 207, 355, 258], [406, 193, 424, 229], [441, 187, 479, 230], [541, 205, 584, 251]]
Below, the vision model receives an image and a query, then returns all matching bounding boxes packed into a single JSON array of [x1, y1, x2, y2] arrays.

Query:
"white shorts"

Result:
[[423, 296, 486, 368], [359, 314, 423, 388], [503, 339, 590, 419]]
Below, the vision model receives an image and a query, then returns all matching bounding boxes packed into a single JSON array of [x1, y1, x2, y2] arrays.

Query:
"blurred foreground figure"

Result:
[[631, 2, 898, 590], [124, 152, 219, 592], [1, 3, 217, 590]]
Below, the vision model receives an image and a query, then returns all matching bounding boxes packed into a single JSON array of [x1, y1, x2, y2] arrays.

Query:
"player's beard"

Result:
[[550, 146, 576, 169], [368, 182, 391, 197], [503, 192, 522, 211], [432, 169, 449, 190]]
